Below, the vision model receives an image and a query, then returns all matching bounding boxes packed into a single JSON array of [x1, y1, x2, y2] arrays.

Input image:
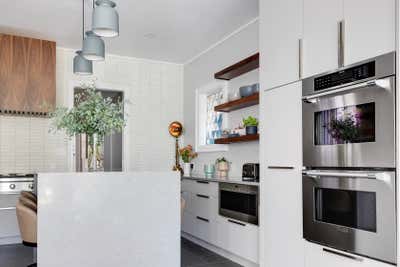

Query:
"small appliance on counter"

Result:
[[242, 163, 259, 182]]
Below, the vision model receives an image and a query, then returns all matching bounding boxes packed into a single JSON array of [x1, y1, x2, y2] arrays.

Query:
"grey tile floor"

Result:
[[181, 238, 242, 267], [0, 239, 241, 267], [0, 243, 34, 267]]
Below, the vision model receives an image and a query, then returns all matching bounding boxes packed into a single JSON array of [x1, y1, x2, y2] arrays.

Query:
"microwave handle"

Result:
[[302, 79, 378, 102], [303, 171, 377, 179]]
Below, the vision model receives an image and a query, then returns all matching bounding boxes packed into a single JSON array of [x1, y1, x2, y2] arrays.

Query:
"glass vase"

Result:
[[87, 134, 105, 172]]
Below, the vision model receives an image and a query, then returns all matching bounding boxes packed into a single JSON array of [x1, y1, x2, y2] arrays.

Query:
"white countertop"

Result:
[[182, 174, 259, 186]]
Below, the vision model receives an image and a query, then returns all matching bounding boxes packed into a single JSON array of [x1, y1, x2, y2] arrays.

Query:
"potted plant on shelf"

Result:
[[215, 157, 230, 179], [179, 145, 198, 177], [50, 83, 126, 172], [243, 116, 259, 135]]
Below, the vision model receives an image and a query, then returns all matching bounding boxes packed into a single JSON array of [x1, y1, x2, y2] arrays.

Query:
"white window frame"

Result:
[[195, 80, 229, 153]]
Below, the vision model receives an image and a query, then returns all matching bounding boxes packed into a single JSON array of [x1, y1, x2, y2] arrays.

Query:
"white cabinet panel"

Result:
[[302, 0, 343, 77], [305, 242, 394, 267], [260, 82, 303, 267], [217, 216, 259, 263], [0, 209, 20, 239], [181, 210, 194, 235], [343, 0, 395, 65], [260, 0, 302, 89], [262, 82, 302, 167], [192, 216, 218, 245], [181, 179, 218, 197]]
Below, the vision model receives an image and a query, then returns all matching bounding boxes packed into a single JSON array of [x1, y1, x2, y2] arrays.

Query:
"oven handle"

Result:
[[302, 79, 378, 102], [303, 170, 392, 183], [303, 170, 376, 179]]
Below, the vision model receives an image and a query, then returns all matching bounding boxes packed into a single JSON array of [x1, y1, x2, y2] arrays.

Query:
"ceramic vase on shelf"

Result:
[[183, 163, 192, 177]]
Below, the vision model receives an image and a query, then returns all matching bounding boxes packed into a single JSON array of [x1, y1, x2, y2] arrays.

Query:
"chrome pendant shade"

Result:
[[92, 0, 119, 38], [82, 31, 105, 61], [73, 51, 93, 75]]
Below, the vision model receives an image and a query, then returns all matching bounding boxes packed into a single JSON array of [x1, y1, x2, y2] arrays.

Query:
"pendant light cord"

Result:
[[82, 0, 85, 41]]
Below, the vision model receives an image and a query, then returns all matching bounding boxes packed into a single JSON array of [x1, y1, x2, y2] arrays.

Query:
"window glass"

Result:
[[205, 91, 224, 144]]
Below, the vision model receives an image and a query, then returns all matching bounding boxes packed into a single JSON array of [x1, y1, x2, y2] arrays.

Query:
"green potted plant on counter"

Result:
[[243, 116, 259, 135], [50, 83, 126, 172]]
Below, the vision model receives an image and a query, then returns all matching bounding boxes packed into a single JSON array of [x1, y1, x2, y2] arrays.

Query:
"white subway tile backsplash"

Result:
[[0, 116, 69, 174]]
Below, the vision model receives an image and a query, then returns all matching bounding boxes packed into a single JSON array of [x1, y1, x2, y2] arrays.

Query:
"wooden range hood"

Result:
[[0, 34, 56, 116]]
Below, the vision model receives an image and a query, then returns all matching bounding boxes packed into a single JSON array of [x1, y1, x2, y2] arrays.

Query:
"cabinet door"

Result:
[[260, 82, 303, 267], [302, 0, 343, 77], [344, 0, 395, 65], [261, 168, 303, 267], [260, 0, 302, 89], [261, 82, 302, 167]]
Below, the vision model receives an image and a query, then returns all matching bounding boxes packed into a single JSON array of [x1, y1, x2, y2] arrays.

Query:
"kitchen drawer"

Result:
[[191, 194, 218, 221], [0, 194, 19, 209], [192, 215, 218, 246], [0, 209, 20, 238], [305, 242, 393, 267], [181, 179, 218, 197], [217, 216, 259, 263]]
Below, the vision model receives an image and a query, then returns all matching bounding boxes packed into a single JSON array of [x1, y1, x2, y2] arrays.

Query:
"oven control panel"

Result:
[[314, 61, 375, 91]]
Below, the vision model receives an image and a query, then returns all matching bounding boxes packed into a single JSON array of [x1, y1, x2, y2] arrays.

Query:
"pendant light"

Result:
[[92, 0, 119, 38], [74, 0, 93, 75], [82, 1, 105, 60], [82, 30, 105, 61], [74, 51, 93, 75]]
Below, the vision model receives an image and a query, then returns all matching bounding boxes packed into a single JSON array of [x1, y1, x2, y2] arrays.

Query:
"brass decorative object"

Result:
[[169, 121, 183, 175]]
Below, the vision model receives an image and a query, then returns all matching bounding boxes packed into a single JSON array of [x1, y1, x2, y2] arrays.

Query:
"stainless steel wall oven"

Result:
[[302, 52, 397, 264]]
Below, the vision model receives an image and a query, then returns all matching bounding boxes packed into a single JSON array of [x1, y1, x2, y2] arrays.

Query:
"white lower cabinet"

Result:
[[305, 242, 394, 267], [0, 194, 21, 244], [217, 216, 259, 264], [181, 179, 259, 264]]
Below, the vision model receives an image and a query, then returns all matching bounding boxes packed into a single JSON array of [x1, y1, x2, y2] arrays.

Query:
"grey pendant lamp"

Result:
[[92, 0, 119, 38], [82, 30, 105, 61], [74, 0, 93, 75]]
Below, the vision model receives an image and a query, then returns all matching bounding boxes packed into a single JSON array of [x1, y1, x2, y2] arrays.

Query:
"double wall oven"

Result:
[[302, 52, 396, 264]]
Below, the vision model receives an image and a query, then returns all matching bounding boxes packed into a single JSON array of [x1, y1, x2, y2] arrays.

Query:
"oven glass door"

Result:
[[302, 76, 395, 168], [303, 171, 396, 264], [219, 189, 258, 225]]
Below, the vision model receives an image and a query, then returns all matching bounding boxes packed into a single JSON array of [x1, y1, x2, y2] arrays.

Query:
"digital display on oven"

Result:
[[314, 61, 375, 91]]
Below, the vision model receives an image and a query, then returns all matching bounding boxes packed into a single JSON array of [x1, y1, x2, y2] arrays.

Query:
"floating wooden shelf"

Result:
[[214, 93, 259, 112], [214, 53, 259, 80], [214, 134, 259, 144]]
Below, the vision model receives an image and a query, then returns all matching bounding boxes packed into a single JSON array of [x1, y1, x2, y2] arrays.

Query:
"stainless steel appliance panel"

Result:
[[219, 183, 259, 225], [303, 170, 396, 263]]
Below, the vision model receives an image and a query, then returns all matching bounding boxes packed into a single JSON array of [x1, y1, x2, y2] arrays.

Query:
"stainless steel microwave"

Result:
[[302, 52, 395, 169]]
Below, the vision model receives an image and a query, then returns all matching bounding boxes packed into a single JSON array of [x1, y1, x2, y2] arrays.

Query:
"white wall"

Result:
[[183, 20, 259, 178], [0, 47, 183, 173]]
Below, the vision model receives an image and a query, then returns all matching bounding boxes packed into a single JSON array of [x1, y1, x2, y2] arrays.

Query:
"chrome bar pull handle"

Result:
[[323, 248, 363, 262], [338, 20, 345, 67], [298, 38, 303, 79], [268, 166, 295, 170]]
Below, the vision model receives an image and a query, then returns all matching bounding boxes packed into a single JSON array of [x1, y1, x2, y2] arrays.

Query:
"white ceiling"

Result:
[[1, 0, 258, 63]]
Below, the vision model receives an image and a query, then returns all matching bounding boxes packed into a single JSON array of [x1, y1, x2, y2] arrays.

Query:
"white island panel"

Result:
[[37, 172, 180, 267]]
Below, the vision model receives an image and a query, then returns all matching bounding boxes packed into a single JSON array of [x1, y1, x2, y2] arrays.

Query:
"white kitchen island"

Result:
[[37, 171, 180, 267]]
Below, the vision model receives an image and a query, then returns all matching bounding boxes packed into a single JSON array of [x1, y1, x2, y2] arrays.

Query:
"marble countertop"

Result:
[[182, 175, 259, 186]]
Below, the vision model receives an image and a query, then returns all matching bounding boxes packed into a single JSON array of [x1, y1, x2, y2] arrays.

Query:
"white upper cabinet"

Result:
[[302, 0, 343, 78], [260, 0, 302, 90], [261, 82, 302, 167], [343, 0, 395, 65]]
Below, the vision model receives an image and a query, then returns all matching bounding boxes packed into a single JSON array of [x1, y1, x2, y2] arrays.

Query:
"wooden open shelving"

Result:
[[214, 93, 259, 113], [214, 53, 259, 80], [214, 134, 259, 144]]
